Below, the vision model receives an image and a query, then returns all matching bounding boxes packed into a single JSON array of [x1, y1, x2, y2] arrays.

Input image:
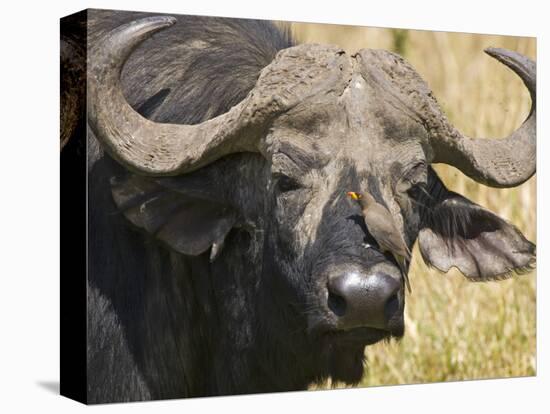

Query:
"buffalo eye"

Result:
[[274, 173, 301, 193], [398, 162, 428, 198]]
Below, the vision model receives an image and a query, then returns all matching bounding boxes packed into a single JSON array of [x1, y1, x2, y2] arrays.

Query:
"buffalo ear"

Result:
[[110, 174, 237, 260], [417, 173, 535, 281]]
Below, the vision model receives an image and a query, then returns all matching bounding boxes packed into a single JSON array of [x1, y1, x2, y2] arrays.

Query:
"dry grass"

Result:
[[289, 23, 537, 387]]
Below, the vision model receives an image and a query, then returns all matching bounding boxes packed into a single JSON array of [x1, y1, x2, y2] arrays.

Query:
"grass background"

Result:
[[287, 23, 537, 387]]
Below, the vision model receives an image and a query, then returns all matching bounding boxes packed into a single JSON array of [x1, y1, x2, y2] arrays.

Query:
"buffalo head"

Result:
[[88, 16, 535, 384]]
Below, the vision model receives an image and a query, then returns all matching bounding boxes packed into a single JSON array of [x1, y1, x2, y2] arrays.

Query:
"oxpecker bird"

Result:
[[347, 191, 412, 292]]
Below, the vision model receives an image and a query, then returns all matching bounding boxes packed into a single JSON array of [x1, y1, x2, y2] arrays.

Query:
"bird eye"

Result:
[[275, 174, 301, 193]]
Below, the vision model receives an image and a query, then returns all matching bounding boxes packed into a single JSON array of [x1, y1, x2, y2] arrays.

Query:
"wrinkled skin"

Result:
[[74, 11, 535, 403]]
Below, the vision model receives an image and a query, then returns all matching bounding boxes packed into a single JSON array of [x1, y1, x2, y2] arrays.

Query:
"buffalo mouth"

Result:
[[317, 324, 404, 385], [324, 324, 404, 347], [313, 299, 405, 347]]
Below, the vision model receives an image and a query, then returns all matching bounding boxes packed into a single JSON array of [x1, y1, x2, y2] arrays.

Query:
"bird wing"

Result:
[[364, 213, 411, 259]]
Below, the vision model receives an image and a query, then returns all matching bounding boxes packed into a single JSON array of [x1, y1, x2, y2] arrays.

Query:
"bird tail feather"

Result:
[[398, 257, 412, 293]]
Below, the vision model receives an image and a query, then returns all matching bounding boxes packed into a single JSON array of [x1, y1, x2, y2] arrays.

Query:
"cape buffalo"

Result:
[[61, 9, 536, 403]]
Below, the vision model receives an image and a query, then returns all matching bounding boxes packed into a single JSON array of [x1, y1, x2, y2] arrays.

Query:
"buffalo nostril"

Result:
[[327, 270, 403, 331], [328, 290, 347, 317], [384, 292, 400, 322]]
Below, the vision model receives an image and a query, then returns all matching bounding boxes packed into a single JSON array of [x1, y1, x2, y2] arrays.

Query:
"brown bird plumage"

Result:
[[347, 191, 412, 292]]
